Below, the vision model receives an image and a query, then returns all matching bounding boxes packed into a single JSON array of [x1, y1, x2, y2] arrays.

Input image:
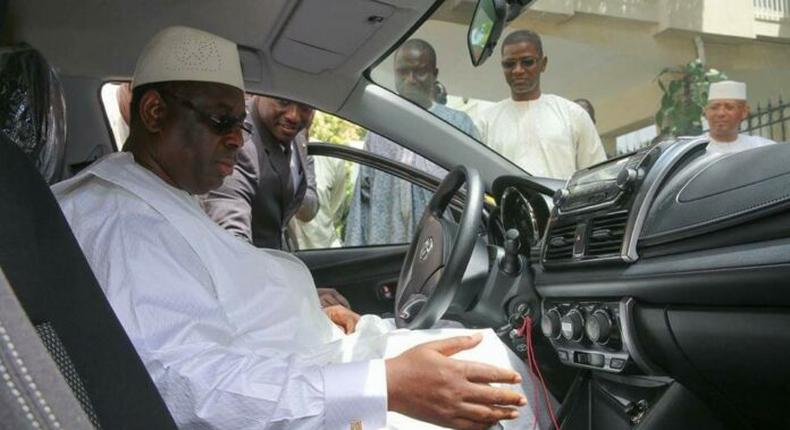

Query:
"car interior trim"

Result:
[[620, 297, 664, 376], [623, 136, 709, 262]]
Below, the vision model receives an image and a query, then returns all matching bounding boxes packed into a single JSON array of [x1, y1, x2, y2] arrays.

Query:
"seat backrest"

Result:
[[0, 46, 177, 429]]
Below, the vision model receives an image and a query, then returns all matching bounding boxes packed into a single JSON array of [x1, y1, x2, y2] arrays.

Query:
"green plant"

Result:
[[310, 111, 365, 144], [655, 59, 727, 137], [306, 111, 367, 239]]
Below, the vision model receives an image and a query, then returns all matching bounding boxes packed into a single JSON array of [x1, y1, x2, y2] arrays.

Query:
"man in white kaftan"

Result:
[[703, 80, 776, 155], [706, 133, 775, 155], [476, 95, 605, 179], [53, 26, 556, 430], [288, 154, 347, 249], [474, 30, 606, 179]]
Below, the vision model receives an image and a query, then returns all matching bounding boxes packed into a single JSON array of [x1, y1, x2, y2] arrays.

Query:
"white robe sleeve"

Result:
[[61, 187, 387, 430], [571, 105, 607, 169], [473, 109, 491, 147]]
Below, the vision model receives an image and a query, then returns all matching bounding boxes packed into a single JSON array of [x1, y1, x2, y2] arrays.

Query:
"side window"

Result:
[[100, 81, 131, 150], [287, 154, 437, 250], [289, 112, 440, 250]]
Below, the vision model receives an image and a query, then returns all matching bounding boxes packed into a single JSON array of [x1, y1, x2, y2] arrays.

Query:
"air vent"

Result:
[[587, 211, 629, 257], [544, 223, 577, 262]]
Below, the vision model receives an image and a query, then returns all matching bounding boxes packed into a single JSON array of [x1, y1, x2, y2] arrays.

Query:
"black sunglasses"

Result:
[[160, 91, 252, 136], [501, 57, 540, 70]]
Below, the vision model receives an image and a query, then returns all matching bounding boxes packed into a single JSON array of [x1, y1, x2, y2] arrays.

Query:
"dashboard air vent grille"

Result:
[[545, 223, 577, 262], [587, 211, 629, 257]]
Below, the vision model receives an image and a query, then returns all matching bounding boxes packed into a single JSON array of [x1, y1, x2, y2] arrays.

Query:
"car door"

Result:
[[294, 142, 465, 316]]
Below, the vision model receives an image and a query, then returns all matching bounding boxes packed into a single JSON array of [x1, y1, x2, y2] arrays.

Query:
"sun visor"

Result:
[[0, 45, 67, 184], [272, 0, 394, 74]]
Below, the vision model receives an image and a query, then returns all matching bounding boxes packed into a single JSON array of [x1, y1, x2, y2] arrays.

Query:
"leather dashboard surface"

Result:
[[640, 143, 790, 245]]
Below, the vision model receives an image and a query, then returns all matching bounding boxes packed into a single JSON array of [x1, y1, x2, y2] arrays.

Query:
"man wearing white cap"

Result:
[[705, 80, 776, 154], [53, 26, 552, 430]]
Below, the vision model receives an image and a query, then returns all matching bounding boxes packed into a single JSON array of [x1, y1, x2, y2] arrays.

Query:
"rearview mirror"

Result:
[[467, 0, 506, 67]]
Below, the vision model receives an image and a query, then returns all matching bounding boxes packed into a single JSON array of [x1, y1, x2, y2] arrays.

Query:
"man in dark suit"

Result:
[[202, 95, 318, 250], [203, 95, 350, 308]]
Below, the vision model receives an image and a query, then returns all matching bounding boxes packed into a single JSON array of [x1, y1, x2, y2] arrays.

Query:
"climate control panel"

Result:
[[541, 300, 631, 373]]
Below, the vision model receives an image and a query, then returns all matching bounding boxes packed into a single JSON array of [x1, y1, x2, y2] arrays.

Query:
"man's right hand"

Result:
[[385, 333, 527, 430]]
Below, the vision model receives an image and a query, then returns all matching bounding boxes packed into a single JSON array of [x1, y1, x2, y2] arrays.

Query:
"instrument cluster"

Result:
[[496, 184, 551, 255]]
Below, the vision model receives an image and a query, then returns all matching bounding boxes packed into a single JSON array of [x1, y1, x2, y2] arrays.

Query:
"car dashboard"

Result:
[[488, 138, 790, 428]]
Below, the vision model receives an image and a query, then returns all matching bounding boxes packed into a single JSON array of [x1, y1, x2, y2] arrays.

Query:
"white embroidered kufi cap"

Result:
[[708, 80, 746, 101], [132, 26, 244, 91]]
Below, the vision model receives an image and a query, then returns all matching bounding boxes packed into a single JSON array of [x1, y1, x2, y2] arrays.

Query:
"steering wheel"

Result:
[[394, 165, 483, 329]]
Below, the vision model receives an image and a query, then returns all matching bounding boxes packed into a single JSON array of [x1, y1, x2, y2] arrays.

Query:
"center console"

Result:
[[542, 137, 708, 268], [539, 137, 710, 374], [541, 146, 656, 267], [541, 300, 627, 372], [541, 297, 663, 375], [533, 137, 729, 428]]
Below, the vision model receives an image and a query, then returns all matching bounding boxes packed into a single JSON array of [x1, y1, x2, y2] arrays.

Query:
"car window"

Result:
[[292, 111, 439, 250], [295, 112, 447, 250], [100, 81, 131, 150], [370, 1, 790, 180], [287, 153, 436, 251]]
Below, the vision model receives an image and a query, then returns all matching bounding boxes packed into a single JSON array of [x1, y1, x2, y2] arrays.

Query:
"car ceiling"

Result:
[[7, 0, 433, 113], [7, 0, 554, 191]]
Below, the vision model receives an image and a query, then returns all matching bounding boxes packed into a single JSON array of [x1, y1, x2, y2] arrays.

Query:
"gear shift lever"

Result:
[[501, 228, 521, 275]]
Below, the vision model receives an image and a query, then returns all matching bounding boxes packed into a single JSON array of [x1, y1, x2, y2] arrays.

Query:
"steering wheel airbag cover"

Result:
[[394, 166, 483, 329]]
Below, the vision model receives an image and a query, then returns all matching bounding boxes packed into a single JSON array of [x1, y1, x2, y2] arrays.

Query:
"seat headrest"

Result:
[[0, 45, 67, 184]]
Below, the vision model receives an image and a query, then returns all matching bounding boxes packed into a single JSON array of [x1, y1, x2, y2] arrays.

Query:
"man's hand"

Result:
[[317, 288, 351, 309], [385, 334, 526, 430], [323, 305, 360, 334]]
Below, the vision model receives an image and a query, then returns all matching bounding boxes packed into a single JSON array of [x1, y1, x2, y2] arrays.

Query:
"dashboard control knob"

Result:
[[616, 168, 639, 190], [553, 188, 570, 206], [541, 308, 562, 339], [585, 309, 613, 344], [560, 309, 584, 341]]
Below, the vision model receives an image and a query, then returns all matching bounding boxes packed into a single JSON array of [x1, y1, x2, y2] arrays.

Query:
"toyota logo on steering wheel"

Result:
[[418, 236, 434, 261]]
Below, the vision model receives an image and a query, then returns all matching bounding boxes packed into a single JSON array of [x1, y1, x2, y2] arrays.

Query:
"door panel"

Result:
[[295, 244, 408, 315]]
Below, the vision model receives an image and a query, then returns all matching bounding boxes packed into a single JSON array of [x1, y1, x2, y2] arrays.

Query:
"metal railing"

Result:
[[742, 97, 789, 142], [754, 0, 790, 21]]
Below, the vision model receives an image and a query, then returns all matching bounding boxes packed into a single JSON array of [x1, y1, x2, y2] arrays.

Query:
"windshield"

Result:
[[371, 0, 790, 180]]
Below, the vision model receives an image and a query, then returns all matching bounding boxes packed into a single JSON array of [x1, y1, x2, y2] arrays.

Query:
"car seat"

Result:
[[0, 46, 177, 429]]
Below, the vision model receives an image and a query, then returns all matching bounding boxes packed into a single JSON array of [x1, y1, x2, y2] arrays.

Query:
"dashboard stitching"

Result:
[[645, 192, 790, 240]]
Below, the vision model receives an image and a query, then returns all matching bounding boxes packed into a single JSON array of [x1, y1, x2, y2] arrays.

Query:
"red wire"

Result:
[[520, 316, 561, 430], [533, 326, 560, 429], [526, 319, 539, 430], [527, 318, 560, 430], [529, 318, 560, 430], [515, 319, 539, 429]]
